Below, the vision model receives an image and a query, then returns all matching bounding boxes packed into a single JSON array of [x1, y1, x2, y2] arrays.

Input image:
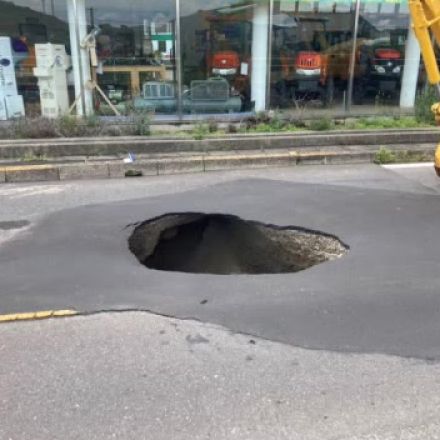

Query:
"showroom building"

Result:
[[0, 0, 421, 121]]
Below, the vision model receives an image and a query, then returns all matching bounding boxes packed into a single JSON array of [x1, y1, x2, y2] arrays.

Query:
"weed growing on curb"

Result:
[[192, 123, 210, 140], [227, 123, 238, 134], [374, 147, 433, 164], [21, 152, 49, 162], [415, 86, 438, 125], [10, 117, 59, 138], [374, 147, 397, 164], [346, 116, 428, 130], [309, 117, 334, 131], [207, 120, 218, 133], [132, 111, 151, 136]]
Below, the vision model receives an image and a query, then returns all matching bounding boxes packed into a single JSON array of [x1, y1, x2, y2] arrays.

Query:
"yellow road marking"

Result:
[[0, 310, 77, 323], [3, 165, 56, 172]]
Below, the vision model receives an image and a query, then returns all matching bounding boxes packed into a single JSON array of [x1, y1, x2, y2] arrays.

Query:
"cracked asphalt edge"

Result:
[[1, 308, 438, 365]]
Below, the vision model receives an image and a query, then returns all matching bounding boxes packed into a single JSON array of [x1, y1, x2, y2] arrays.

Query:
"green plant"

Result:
[[0, 123, 14, 139], [267, 113, 286, 131], [255, 111, 271, 124], [345, 116, 427, 130], [100, 125, 123, 137], [374, 147, 396, 164], [21, 152, 49, 162], [55, 115, 104, 137], [12, 117, 60, 139], [309, 117, 334, 131], [125, 169, 143, 177], [415, 86, 438, 125], [375, 147, 433, 164], [394, 150, 433, 163], [192, 123, 209, 140], [84, 114, 102, 128], [253, 122, 275, 133], [132, 111, 151, 136], [57, 115, 80, 137], [207, 120, 218, 133], [227, 123, 238, 134]]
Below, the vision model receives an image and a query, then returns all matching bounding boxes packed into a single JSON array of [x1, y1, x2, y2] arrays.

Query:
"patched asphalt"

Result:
[[1, 178, 440, 360]]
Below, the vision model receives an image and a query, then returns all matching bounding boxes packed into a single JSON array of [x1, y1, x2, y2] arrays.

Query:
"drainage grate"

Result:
[[128, 213, 348, 275]]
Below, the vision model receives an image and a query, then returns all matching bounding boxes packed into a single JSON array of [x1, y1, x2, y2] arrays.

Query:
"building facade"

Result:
[[0, 0, 421, 121]]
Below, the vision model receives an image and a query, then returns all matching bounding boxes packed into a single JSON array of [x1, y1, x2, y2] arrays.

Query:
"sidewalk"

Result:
[[1, 128, 439, 159], [0, 128, 437, 183], [0, 142, 435, 184]]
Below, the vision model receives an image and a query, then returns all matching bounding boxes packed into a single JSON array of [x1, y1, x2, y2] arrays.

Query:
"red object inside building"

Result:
[[294, 51, 322, 69], [211, 50, 240, 69], [374, 48, 401, 60]]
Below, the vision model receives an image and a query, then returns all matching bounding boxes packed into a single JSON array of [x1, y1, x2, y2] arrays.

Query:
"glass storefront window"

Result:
[[0, 0, 416, 121], [269, 0, 415, 117], [83, 0, 177, 116], [355, 0, 410, 109], [179, 0, 269, 115], [0, 0, 70, 119], [270, 0, 356, 113]]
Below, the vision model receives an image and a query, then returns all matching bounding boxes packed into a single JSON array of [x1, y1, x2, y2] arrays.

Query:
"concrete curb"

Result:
[[0, 128, 439, 159], [2, 164, 60, 183], [0, 149, 380, 184]]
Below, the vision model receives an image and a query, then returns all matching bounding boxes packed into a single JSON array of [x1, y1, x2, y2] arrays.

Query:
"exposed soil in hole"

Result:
[[128, 213, 348, 275]]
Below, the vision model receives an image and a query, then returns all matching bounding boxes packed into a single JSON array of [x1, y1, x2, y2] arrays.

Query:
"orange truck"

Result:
[[273, 17, 334, 105], [273, 16, 406, 107]]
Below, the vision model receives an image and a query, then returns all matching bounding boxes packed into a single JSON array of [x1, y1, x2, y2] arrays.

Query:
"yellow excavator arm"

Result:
[[409, 0, 440, 175]]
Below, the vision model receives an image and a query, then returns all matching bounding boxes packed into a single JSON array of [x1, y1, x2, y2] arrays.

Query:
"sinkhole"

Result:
[[128, 213, 348, 275]]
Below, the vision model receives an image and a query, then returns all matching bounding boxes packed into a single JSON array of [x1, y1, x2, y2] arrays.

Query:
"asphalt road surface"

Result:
[[1, 163, 440, 440]]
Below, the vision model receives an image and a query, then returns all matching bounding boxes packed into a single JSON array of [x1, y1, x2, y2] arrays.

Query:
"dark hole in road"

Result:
[[128, 213, 348, 275]]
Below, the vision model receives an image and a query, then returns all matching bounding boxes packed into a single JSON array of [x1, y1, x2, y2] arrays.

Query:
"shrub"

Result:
[[207, 120, 218, 133], [0, 123, 14, 139], [132, 111, 151, 136], [11, 117, 60, 139], [374, 147, 396, 164], [415, 86, 438, 125], [192, 123, 209, 140], [309, 117, 334, 131], [21, 152, 49, 162], [100, 125, 123, 137], [345, 116, 425, 130], [227, 123, 238, 134]]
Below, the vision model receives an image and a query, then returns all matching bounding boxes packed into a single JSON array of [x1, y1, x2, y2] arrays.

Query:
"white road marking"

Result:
[[382, 162, 434, 169], [0, 185, 65, 198]]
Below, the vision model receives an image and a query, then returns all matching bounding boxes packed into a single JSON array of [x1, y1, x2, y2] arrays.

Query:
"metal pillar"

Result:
[[251, 3, 270, 112], [400, 23, 421, 108], [175, 0, 183, 120], [67, 0, 93, 116], [266, 0, 274, 108], [346, 0, 361, 110]]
